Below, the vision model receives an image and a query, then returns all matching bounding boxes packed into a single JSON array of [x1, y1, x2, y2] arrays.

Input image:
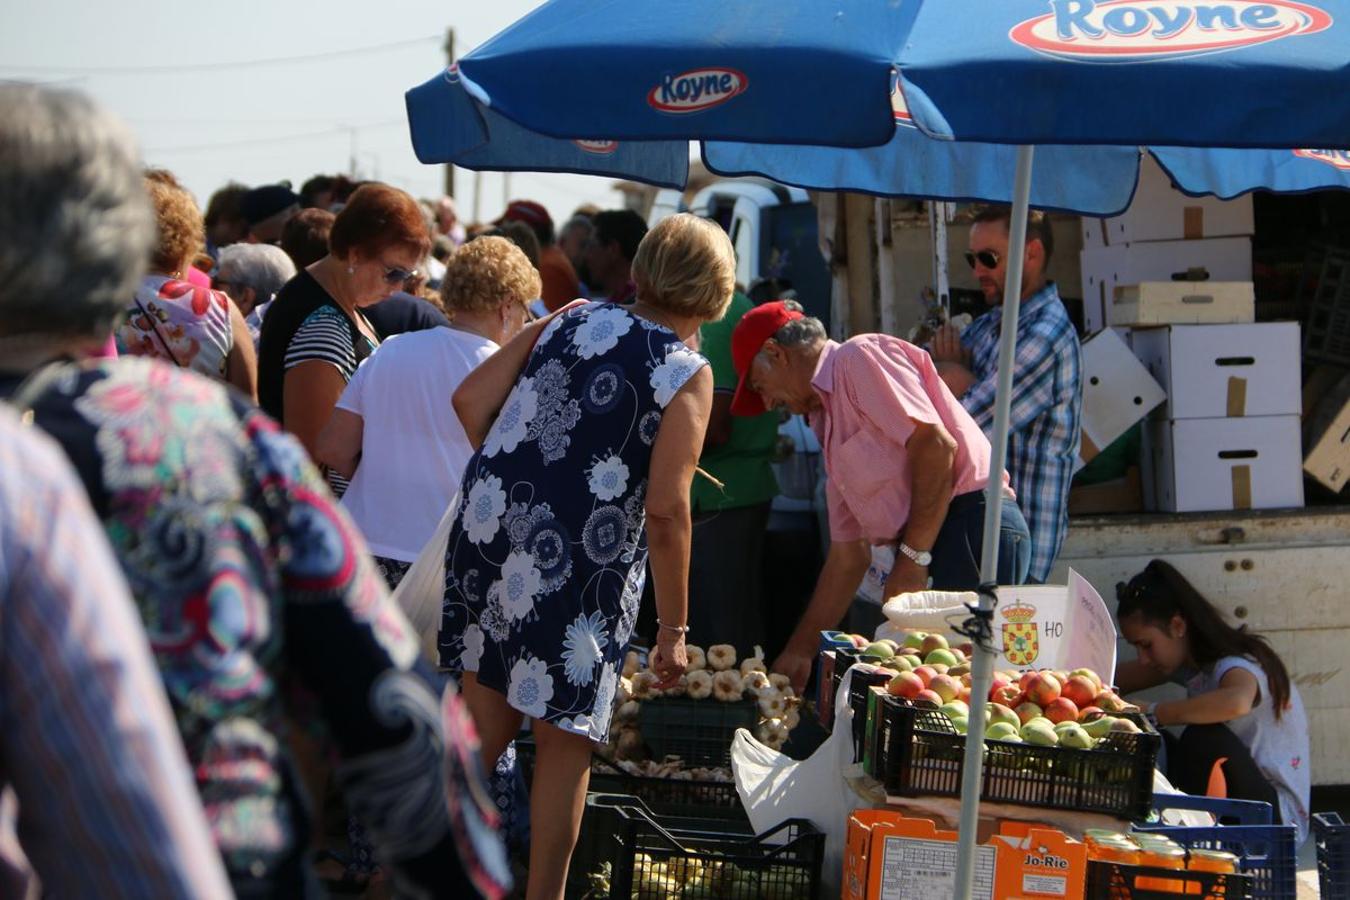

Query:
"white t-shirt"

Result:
[[336, 327, 497, 562], [1186, 656, 1311, 844]]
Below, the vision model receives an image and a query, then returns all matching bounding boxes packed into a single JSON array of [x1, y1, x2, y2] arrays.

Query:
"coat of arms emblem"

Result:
[[1000, 600, 1039, 666]]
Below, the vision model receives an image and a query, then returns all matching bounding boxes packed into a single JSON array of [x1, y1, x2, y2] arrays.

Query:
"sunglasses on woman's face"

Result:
[[382, 265, 418, 285], [964, 249, 1001, 271]]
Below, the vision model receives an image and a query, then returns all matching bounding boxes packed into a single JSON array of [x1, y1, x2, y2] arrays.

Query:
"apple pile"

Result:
[[861, 632, 1142, 750]]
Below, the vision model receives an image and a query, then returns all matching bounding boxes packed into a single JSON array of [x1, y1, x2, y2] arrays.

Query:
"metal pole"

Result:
[[443, 27, 456, 198], [951, 144, 1036, 900], [931, 201, 951, 316]]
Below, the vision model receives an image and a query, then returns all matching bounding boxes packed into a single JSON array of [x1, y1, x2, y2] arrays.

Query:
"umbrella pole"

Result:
[[952, 143, 1036, 900]]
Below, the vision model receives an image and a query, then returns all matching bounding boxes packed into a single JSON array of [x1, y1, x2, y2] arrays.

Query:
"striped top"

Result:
[[0, 408, 231, 899], [283, 304, 378, 495]]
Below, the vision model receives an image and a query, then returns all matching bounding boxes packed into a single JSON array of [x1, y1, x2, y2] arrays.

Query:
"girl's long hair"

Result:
[[1116, 559, 1292, 720]]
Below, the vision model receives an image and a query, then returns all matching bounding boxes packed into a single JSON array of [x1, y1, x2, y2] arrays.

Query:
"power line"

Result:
[[0, 35, 438, 76], [145, 119, 404, 156]]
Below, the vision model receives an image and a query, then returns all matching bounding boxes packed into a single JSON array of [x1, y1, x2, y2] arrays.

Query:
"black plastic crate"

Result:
[[581, 793, 824, 900], [1314, 812, 1350, 899], [515, 739, 745, 820], [875, 694, 1160, 820], [1086, 860, 1253, 899], [846, 665, 894, 763], [637, 695, 758, 769]]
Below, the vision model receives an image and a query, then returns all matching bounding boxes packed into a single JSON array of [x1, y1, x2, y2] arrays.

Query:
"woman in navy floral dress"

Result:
[[442, 214, 736, 899]]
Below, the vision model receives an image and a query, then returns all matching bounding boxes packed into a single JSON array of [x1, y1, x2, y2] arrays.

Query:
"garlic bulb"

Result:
[[622, 650, 642, 679], [769, 673, 793, 693], [686, 669, 714, 700], [616, 700, 641, 723], [742, 670, 772, 697], [630, 671, 660, 700], [711, 669, 744, 702], [739, 645, 767, 677], [663, 675, 689, 698], [707, 644, 737, 671], [783, 707, 801, 731], [758, 693, 788, 719], [685, 645, 707, 672]]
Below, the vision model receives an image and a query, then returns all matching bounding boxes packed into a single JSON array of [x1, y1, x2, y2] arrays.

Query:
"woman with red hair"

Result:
[[258, 183, 431, 495]]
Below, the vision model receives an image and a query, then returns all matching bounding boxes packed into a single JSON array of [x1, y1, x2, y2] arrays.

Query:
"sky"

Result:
[[0, 0, 624, 226]]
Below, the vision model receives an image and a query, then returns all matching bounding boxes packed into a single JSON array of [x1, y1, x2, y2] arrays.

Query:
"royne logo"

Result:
[[648, 68, 748, 113], [1011, 1, 1333, 62], [574, 140, 620, 155], [1295, 149, 1350, 171], [890, 71, 915, 128]]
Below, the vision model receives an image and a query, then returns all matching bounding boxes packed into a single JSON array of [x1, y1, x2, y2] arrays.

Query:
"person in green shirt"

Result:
[[688, 290, 780, 651]]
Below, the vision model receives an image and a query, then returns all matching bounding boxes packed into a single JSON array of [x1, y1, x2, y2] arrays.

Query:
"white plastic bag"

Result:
[[390, 492, 459, 663]]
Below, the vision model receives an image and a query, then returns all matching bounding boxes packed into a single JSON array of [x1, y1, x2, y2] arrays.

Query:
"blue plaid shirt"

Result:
[[959, 282, 1082, 582]]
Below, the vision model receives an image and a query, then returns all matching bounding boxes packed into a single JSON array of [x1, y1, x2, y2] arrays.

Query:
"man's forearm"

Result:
[[902, 427, 956, 553], [786, 540, 870, 651]]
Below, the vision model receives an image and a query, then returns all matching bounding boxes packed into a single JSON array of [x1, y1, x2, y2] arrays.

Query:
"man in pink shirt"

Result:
[[731, 300, 1031, 689]]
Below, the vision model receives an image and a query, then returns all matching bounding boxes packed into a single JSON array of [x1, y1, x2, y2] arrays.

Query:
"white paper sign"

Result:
[[862, 553, 1117, 680]]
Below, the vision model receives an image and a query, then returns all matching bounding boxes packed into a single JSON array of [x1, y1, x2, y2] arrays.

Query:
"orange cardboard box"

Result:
[[843, 809, 1087, 900]]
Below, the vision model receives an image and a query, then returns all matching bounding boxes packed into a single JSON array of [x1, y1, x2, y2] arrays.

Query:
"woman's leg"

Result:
[[460, 671, 525, 769], [525, 719, 594, 900], [1171, 723, 1281, 818]]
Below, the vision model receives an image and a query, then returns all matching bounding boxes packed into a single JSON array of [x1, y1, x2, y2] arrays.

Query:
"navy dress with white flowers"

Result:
[[441, 303, 707, 742]]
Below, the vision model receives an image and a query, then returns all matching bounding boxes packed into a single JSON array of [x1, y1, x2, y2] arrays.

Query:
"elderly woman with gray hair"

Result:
[[213, 242, 297, 345], [0, 84, 508, 900]]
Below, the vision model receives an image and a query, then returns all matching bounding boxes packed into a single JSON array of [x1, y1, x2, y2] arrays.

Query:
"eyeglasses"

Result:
[[964, 249, 1001, 270], [382, 265, 418, 285]]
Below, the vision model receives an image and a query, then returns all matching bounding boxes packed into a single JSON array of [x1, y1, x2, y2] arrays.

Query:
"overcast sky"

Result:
[[0, 0, 624, 225]]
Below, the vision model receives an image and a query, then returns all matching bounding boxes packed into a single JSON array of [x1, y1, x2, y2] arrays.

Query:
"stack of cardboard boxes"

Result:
[[1077, 155, 1306, 514]]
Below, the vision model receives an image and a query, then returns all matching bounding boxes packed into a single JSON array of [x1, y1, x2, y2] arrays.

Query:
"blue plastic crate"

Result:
[[1313, 812, 1350, 898], [1138, 794, 1296, 900]]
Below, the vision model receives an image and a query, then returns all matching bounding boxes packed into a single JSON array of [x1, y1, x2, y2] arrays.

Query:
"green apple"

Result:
[[1021, 721, 1059, 747], [939, 700, 969, 721], [924, 648, 960, 668], [1058, 724, 1095, 750], [949, 715, 969, 735], [901, 631, 928, 651], [985, 721, 1020, 742], [988, 703, 1020, 731], [889, 654, 917, 673], [861, 641, 895, 661]]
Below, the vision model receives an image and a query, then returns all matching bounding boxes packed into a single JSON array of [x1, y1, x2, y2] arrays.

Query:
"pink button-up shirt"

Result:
[[810, 335, 1010, 544]]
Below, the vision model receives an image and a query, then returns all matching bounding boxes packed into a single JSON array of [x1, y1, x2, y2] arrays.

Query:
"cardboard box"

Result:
[[1304, 375, 1350, 493], [1130, 323, 1302, 420], [1079, 237, 1252, 333], [844, 809, 1087, 900], [1068, 470, 1144, 516], [1079, 328, 1166, 464], [1144, 416, 1305, 512], [1108, 281, 1255, 328], [1081, 154, 1254, 249]]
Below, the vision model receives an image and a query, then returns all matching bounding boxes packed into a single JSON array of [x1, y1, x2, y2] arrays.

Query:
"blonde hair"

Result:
[[145, 172, 204, 274], [442, 236, 541, 314], [632, 213, 735, 322]]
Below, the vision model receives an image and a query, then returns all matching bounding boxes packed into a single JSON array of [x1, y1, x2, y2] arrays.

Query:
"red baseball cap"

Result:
[[730, 300, 804, 416], [496, 199, 552, 229]]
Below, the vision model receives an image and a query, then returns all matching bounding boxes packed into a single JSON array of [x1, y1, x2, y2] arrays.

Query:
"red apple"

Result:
[[898, 647, 922, 658], [1062, 675, 1099, 709], [1053, 670, 1071, 686], [929, 674, 962, 703], [990, 672, 1011, 692], [990, 684, 1023, 706], [1095, 691, 1129, 713], [929, 663, 950, 675], [887, 671, 925, 700], [1018, 670, 1039, 692], [912, 666, 937, 688], [914, 689, 943, 708], [959, 642, 975, 658], [1071, 668, 1104, 692], [1044, 697, 1080, 725], [1025, 672, 1062, 707], [849, 634, 869, 649], [959, 687, 972, 704], [920, 633, 950, 657], [1015, 701, 1043, 725], [1078, 706, 1105, 723]]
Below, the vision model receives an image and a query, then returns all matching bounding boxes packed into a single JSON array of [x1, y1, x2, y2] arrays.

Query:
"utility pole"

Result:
[[443, 27, 456, 199]]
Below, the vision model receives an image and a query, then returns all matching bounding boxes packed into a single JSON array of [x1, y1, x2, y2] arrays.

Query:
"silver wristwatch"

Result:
[[898, 541, 933, 567]]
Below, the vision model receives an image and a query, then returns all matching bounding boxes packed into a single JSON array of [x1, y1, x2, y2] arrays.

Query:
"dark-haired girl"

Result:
[[1114, 560, 1310, 843]]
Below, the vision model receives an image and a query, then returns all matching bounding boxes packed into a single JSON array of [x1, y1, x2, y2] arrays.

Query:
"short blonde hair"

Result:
[[632, 213, 735, 322], [145, 173, 204, 274], [442, 236, 541, 314]]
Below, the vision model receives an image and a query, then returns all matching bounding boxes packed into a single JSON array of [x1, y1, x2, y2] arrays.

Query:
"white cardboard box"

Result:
[[1130, 323, 1301, 420], [1082, 154, 1255, 249], [1078, 328, 1167, 466], [1305, 376, 1350, 493], [1144, 416, 1305, 512], [1108, 281, 1255, 328], [1080, 237, 1252, 333]]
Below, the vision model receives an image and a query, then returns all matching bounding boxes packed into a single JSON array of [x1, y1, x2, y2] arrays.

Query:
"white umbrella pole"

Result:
[[952, 144, 1036, 900]]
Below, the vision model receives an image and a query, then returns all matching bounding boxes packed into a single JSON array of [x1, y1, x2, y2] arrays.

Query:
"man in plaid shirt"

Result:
[[932, 207, 1082, 582]]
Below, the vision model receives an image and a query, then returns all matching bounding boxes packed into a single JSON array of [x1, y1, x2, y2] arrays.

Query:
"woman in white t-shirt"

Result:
[[317, 236, 538, 587], [1115, 560, 1311, 844]]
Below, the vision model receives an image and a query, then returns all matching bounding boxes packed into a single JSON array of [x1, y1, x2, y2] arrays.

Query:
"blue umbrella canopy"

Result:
[[897, 0, 1350, 148], [453, 0, 910, 146]]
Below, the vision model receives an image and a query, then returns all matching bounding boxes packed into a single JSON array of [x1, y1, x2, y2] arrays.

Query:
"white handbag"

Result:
[[390, 491, 460, 664]]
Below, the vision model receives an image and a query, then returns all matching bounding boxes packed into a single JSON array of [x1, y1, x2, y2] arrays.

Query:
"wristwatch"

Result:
[[898, 541, 933, 568]]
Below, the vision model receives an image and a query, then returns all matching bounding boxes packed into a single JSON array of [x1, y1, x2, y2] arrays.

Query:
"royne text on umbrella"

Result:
[[648, 68, 748, 113]]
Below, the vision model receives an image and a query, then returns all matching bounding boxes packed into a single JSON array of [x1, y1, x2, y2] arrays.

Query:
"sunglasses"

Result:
[[381, 265, 419, 285], [964, 249, 1001, 270]]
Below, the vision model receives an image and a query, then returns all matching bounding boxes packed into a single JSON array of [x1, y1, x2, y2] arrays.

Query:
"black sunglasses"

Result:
[[382, 265, 418, 285], [964, 249, 1001, 270]]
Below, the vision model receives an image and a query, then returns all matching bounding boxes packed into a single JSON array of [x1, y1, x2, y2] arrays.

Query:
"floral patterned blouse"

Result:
[[118, 275, 233, 381]]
